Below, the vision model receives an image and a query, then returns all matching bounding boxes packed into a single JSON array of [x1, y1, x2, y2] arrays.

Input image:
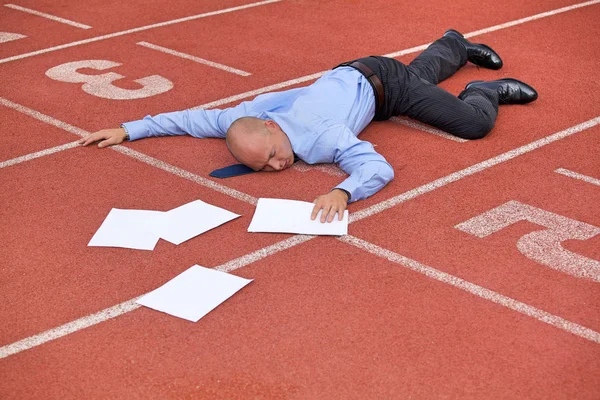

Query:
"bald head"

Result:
[[226, 117, 267, 149], [226, 117, 269, 167], [225, 117, 295, 172]]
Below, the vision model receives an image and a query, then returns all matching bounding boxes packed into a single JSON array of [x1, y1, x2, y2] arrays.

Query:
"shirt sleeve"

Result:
[[332, 128, 394, 202], [121, 100, 256, 141]]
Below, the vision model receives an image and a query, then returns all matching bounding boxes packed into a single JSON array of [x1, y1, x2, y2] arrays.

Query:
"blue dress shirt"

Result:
[[123, 67, 394, 202]]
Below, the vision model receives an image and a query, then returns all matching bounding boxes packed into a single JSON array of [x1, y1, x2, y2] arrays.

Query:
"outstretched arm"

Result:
[[311, 133, 394, 223], [79, 101, 255, 148]]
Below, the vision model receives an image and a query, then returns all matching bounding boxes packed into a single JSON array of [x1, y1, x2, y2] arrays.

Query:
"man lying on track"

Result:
[[79, 29, 538, 223]]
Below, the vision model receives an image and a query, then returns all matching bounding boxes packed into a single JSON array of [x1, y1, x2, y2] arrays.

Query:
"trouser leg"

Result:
[[402, 71, 500, 139], [339, 54, 499, 139], [407, 36, 468, 84]]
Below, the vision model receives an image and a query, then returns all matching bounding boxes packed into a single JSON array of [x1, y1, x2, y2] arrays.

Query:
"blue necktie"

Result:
[[209, 163, 255, 178], [210, 155, 300, 178]]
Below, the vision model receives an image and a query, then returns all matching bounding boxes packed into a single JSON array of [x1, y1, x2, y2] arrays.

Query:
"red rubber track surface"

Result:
[[1, 0, 599, 398]]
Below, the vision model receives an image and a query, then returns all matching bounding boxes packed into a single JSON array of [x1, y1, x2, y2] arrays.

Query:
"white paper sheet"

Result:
[[88, 209, 166, 251], [136, 265, 253, 322], [148, 200, 240, 245], [247, 198, 348, 236]]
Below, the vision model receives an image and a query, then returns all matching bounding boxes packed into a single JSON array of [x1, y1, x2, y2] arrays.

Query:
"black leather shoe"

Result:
[[443, 29, 503, 70], [465, 78, 538, 104]]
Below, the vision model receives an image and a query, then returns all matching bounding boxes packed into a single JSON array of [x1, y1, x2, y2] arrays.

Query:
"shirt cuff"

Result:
[[121, 120, 149, 141], [334, 181, 359, 203], [331, 188, 351, 202]]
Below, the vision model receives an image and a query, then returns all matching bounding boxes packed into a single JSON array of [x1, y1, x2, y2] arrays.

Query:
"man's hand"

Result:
[[311, 189, 349, 223], [79, 128, 127, 148]]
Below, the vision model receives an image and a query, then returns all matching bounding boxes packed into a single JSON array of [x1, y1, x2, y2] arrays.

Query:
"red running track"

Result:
[[1, 0, 599, 398]]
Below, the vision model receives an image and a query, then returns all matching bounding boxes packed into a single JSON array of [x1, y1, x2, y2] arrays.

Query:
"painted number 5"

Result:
[[45, 60, 173, 100], [455, 200, 600, 282]]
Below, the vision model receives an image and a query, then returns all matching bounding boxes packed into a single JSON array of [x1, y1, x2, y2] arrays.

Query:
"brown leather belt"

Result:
[[347, 61, 385, 116]]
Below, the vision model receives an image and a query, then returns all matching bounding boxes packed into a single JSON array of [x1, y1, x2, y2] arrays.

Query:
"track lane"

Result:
[[350, 125, 600, 331], [0, 0, 281, 58], [1, 238, 599, 399], [0, 148, 284, 345], [1, 0, 600, 396]]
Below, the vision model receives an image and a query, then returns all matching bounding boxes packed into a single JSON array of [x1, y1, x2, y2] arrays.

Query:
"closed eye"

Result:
[[261, 147, 276, 171]]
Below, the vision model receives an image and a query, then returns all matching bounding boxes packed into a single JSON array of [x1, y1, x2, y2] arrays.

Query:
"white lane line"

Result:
[[0, 234, 314, 359], [555, 168, 600, 187], [0, 97, 90, 137], [189, 0, 600, 111], [1, 115, 597, 358], [189, 72, 324, 110], [113, 146, 257, 205], [0, 141, 79, 169], [390, 117, 468, 143], [4, 4, 92, 30], [350, 117, 600, 223], [0, 0, 282, 64], [0, 97, 257, 205], [383, 0, 600, 58], [339, 235, 600, 344], [0, 32, 26, 44], [0, 298, 143, 359], [462, 0, 600, 40], [291, 160, 347, 177], [137, 41, 252, 77]]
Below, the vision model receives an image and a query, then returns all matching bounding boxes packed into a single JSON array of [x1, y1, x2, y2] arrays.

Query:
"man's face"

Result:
[[232, 120, 294, 172], [258, 121, 295, 172]]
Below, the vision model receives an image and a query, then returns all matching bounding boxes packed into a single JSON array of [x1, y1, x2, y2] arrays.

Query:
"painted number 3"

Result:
[[45, 60, 173, 100], [456, 200, 600, 282]]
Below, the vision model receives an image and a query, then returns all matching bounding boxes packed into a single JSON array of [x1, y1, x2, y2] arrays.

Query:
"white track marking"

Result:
[[390, 117, 468, 143], [0, 32, 26, 43], [137, 41, 252, 77], [189, 72, 325, 110], [456, 200, 600, 282], [46, 60, 174, 100], [113, 146, 257, 205], [384, 0, 600, 58], [350, 117, 600, 223], [0, 0, 282, 64], [0, 97, 90, 137], [291, 160, 347, 177], [4, 4, 92, 29], [0, 234, 314, 359], [1, 115, 598, 357], [555, 168, 600, 187], [0, 141, 79, 169], [339, 235, 600, 344], [462, 0, 600, 39], [0, 298, 143, 359], [0, 97, 257, 205]]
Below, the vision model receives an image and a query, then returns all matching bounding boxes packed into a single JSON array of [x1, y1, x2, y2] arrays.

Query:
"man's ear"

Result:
[[265, 120, 278, 131]]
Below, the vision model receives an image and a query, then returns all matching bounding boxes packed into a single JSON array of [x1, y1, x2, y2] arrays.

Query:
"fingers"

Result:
[[78, 132, 103, 147], [98, 136, 117, 148], [326, 205, 346, 223], [311, 201, 321, 221], [79, 129, 124, 148], [311, 197, 332, 223], [321, 203, 333, 223], [311, 196, 346, 223]]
